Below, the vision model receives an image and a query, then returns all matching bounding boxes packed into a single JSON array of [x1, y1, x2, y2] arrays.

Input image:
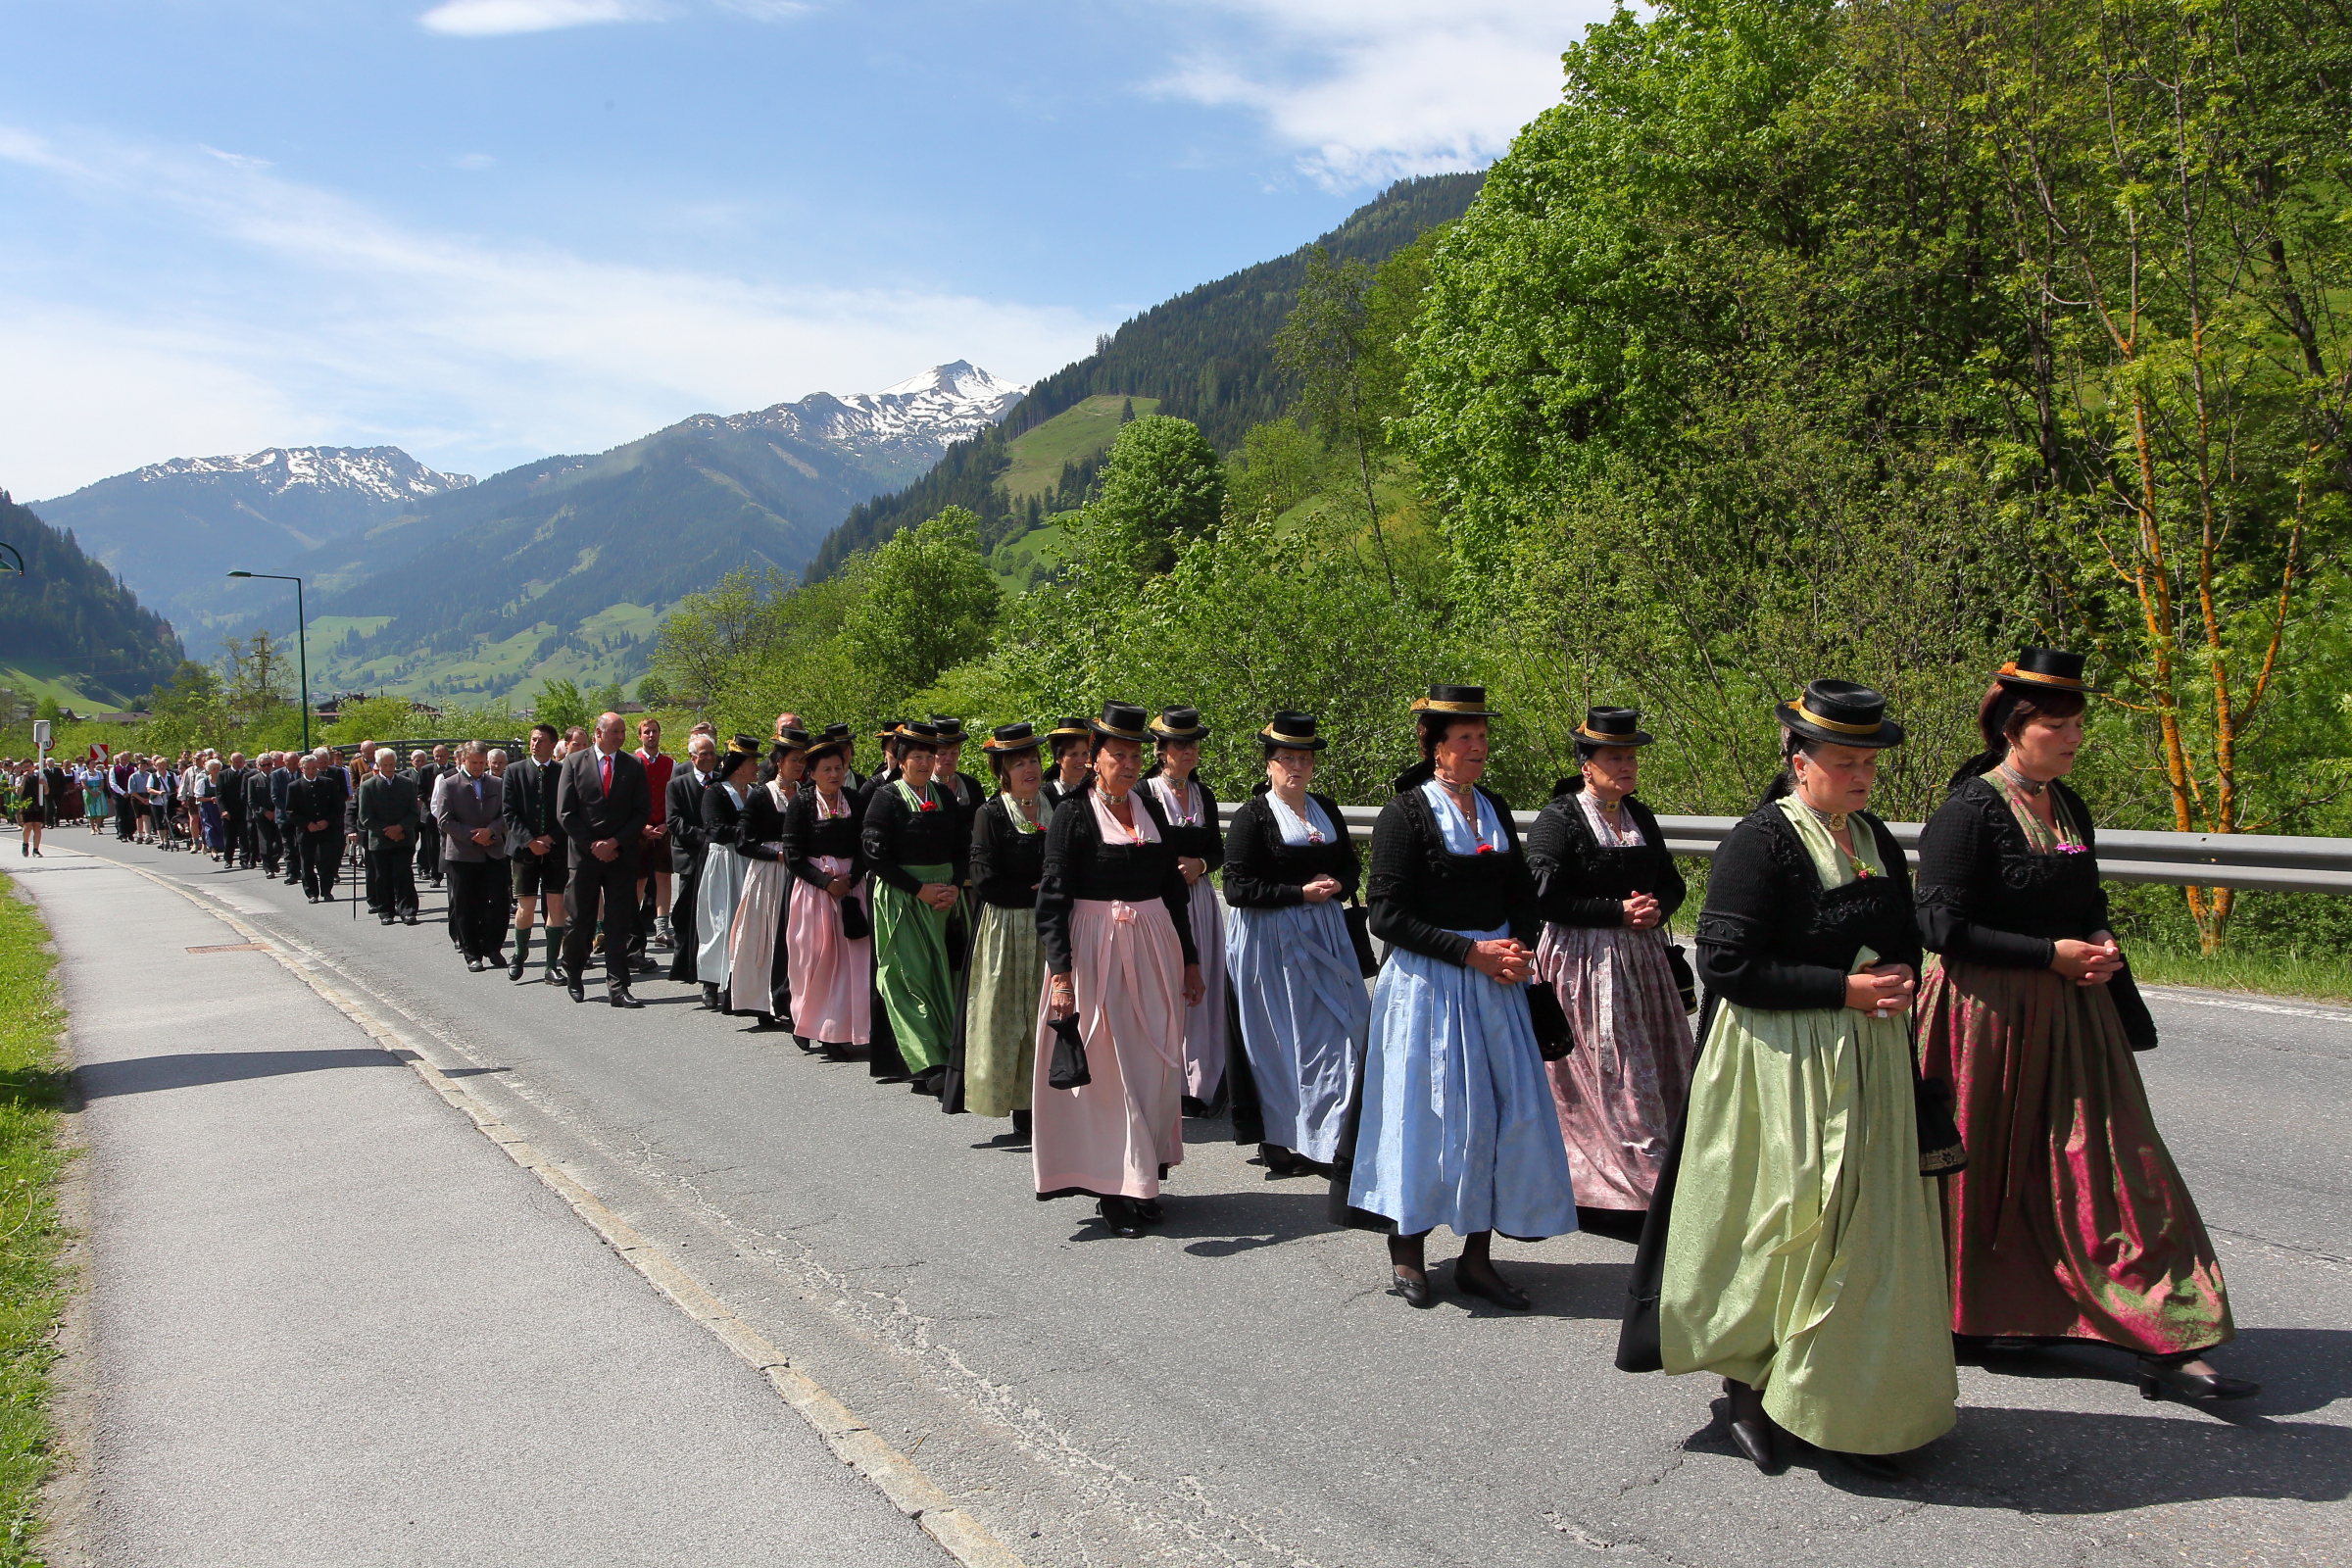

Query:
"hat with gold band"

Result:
[[1150, 706, 1209, 744], [1087, 702, 1152, 744], [1407, 684, 1496, 719], [1046, 716, 1091, 741], [723, 733, 764, 762], [982, 721, 1046, 755], [897, 719, 945, 752], [874, 717, 905, 740], [1995, 648, 2101, 695], [927, 714, 969, 743], [1257, 710, 1329, 752], [1774, 680, 1905, 749], [1574, 706, 1653, 748]]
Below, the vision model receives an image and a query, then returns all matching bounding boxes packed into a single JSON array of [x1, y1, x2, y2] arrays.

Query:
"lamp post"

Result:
[[226, 570, 310, 751], [0, 543, 24, 576]]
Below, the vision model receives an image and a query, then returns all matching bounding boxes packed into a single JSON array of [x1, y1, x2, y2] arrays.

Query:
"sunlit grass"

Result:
[[0, 874, 71, 1566], [2130, 942, 2352, 1004]]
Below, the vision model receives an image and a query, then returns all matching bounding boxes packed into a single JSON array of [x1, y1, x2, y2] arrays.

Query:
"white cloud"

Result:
[[452, 151, 496, 170], [1157, 0, 1607, 188], [0, 125, 1106, 499], [418, 0, 665, 38]]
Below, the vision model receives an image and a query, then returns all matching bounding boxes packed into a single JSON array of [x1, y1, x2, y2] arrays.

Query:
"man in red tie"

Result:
[[555, 711, 653, 1006]]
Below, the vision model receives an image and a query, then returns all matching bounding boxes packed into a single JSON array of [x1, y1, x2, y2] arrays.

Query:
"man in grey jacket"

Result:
[[434, 742, 509, 971]]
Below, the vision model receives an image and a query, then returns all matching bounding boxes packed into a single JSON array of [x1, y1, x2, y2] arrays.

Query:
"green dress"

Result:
[[1659, 798, 1958, 1455], [870, 779, 957, 1072]]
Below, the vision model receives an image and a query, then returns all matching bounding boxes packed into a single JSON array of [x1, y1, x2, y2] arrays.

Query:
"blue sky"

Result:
[[1, 1, 1606, 500]]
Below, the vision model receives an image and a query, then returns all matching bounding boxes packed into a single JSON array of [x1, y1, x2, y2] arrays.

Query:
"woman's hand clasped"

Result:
[[2051, 935, 2125, 986], [1621, 892, 1662, 930], [1466, 939, 1532, 985], [1299, 873, 1342, 905], [825, 874, 853, 899], [1843, 962, 1916, 1018], [918, 881, 959, 912], [1178, 855, 1206, 886]]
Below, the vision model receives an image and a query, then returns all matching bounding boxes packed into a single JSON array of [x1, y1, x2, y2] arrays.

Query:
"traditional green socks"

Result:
[[543, 924, 565, 973]]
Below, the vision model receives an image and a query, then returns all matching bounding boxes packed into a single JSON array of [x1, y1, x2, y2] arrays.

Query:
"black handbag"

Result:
[[944, 901, 967, 970], [1344, 898, 1380, 978], [838, 891, 870, 942], [1046, 1012, 1091, 1090], [1910, 1020, 1966, 1174], [1526, 978, 1576, 1060], [1661, 917, 1698, 1013]]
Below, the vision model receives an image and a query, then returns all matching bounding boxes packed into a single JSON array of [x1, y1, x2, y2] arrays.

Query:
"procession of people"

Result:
[[3, 648, 2260, 1480]]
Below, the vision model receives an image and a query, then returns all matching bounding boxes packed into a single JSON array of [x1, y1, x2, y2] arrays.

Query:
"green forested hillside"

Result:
[[806, 173, 1482, 577], [0, 495, 183, 706]]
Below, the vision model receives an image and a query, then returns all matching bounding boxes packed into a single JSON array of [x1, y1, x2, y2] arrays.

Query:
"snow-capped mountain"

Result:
[[689, 362, 1027, 483], [123, 446, 474, 504]]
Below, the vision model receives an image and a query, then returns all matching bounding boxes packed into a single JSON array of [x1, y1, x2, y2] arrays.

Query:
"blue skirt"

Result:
[[1346, 925, 1578, 1240], [1227, 900, 1369, 1163]]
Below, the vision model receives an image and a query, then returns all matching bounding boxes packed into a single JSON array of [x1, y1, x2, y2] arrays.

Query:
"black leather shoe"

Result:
[[1723, 1380, 1779, 1472], [910, 1067, 946, 1097], [610, 990, 643, 1009], [377, 912, 396, 925], [566, 979, 586, 1004], [1835, 1450, 1903, 1481], [747, 1014, 787, 1031], [2138, 1357, 2260, 1401], [700, 983, 721, 1011], [1454, 1260, 1531, 1311], [1096, 1198, 1144, 1238], [467, 956, 485, 972], [542, 968, 566, 985], [1389, 1268, 1435, 1308], [508, 954, 527, 981], [403, 913, 418, 925], [1134, 1198, 1164, 1225]]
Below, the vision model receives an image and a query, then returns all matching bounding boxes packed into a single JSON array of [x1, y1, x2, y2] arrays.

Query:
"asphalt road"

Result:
[[42, 831, 2352, 1567]]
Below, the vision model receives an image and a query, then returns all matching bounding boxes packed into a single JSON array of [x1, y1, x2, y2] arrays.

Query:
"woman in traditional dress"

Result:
[[783, 733, 870, 1058], [863, 720, 966, 1097], [1916, 650, 2254, 1402], [728, 731, 808, 1031], [13, 762, 43, 858], [961, 722, 1052, 1136], [695, 736, 760, 1010], [1035, 703, 1204, 1237], [1526, 708, 1694, 1235], [1041, 718, 1093, 809], [1145, 708, 1228, 1112], [1337, 685, 1576, 1311], [1222, 711, 1366, 1178], [1627, 680, 1956, 1480]]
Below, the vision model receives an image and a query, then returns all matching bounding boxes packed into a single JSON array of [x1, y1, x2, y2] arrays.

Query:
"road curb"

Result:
[[92, 858, 1030, 1568]]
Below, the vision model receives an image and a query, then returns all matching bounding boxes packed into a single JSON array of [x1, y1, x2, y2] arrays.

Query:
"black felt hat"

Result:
[[1150, 706, 1209, 744], [1088, 702, 1152, 743], [983, 721, 1046, 755], [820, 722, 854, 742], [875, 717, 905, 740], [1774, 680, 1905, 750], [1574, 707, 1653, 748], [774, 726, 811, 752], [1257, 711, 1329, 752], [927, 714, 969, 743], [1996, 648, 2101, 695], [723, 733, 763, 762], [897, 719, 945, 752], [804, 735, 853, 766], [1046, 716, 1091, 740], [1408, 684, 1495, 719]]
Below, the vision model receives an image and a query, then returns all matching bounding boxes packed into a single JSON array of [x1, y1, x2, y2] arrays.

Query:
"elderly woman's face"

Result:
[[1267, 747, 1315, 793], [1583, 745, 1639, 800], [1791, 742, 1881, 811], [1093, 738, 1143, 794], [1432, 719, 1488, 783], [810, 753, 847, 791], [1004, 751, 1043, 794], [1157, 740, 1200, 778], [899, 746, 938, 787]]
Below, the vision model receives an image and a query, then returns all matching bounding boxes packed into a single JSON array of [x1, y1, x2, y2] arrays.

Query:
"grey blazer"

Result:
[[432, 769, 509, 862]]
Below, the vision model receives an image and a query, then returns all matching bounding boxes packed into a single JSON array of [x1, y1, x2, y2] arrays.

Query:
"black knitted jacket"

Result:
[[1523, 790, 1687, 928]]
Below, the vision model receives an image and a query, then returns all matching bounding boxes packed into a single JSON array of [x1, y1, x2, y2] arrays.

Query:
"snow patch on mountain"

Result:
[[125, 446, 475, 503], [699, 361, 1027, 460]]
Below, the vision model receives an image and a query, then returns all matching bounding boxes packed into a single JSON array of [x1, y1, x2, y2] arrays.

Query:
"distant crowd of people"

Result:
[[6, 646, 2258, 1481]]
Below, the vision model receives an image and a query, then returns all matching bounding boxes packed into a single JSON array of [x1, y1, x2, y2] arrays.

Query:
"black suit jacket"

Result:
[[556, 748, 651, 870], [502, 757, 561, 858], [285, 775, 341, 833], [666, 767, 711, 874]]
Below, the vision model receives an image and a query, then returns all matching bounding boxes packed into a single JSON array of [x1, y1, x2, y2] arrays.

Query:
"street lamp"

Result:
[[0, 542, 24, 576], [226, 570, 310, 750]]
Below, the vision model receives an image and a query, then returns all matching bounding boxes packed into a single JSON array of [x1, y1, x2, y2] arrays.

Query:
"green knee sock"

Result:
[[544, 925, 565, 972]]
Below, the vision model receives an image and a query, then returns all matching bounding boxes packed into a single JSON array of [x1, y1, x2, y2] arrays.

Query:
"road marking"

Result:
[[184, 942, 267, 954], [88, 858, 1026, 1568], [2141, 986, 2352, 1025]]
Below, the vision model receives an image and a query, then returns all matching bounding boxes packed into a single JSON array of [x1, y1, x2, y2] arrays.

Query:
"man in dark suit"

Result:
[[433, 742, 508, 970], [410, 748, 446, 890], [503, 722, 567, 984], [342, 739, 375, 911], [664, 730, 716, 985], [356, 747, 421, 925], [285, 753, 343, 903], [220, 752, 252, 869], [556, 710, 651, 1006]]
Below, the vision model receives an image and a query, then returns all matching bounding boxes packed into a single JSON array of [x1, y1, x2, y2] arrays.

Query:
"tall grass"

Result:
[[0, 874, 73, 1566]]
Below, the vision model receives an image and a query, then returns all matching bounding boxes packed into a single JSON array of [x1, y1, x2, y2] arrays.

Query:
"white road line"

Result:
[[2141, 986, 2352, 1025]]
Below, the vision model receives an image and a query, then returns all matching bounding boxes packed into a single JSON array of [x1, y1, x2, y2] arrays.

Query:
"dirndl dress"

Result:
[[788, 854, 871, 1046], [696, 835, 750, 988]]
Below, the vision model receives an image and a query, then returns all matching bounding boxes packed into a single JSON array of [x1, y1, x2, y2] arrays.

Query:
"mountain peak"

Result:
[[107, 445, 475, 505], [877, 361, 1016, 402], [713, 364, 1027, 481]]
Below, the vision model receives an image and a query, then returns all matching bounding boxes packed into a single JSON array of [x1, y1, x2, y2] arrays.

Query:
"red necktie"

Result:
[[601, 754, 612, 796]]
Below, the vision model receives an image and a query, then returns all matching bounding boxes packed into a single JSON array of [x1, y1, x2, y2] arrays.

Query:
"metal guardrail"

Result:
[[1214, 803, 2352, 896]]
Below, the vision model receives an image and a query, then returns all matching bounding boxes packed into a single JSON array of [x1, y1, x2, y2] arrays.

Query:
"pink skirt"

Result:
[[727, 859, 791, 1016], [787, 856, 870, 1045], [1032, 898, 1186, 1201], [1533, 921, 1695, 1210]]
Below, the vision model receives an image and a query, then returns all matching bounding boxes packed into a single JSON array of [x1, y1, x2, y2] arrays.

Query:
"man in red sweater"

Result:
[[634, 714, 676, 959]]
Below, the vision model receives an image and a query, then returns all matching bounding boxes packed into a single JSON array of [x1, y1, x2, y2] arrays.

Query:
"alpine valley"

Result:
[[30, 363, 1026, 705]]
